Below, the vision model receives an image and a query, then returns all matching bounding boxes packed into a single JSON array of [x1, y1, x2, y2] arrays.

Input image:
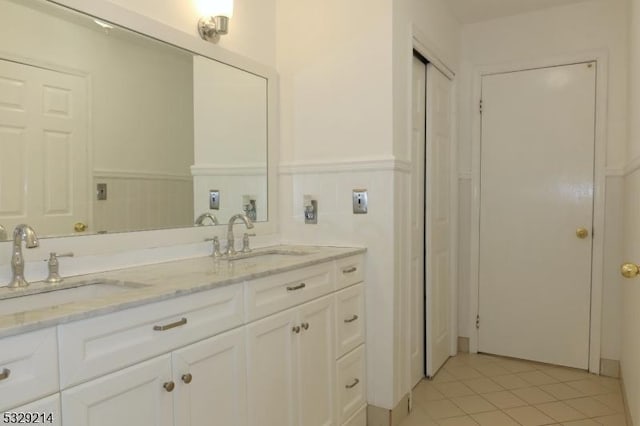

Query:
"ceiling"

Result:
[[447, 0, 595, 24]]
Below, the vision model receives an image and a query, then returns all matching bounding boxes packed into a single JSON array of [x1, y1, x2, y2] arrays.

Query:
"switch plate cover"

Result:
[[352, 190, 368, 214], [209, 190, 220, 210], [96, 183, 107, 200]]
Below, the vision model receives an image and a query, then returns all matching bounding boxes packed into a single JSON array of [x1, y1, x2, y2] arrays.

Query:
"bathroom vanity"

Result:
[[0, 246, 366, 426]]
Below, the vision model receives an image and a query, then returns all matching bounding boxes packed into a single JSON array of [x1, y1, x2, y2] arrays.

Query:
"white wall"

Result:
[[622, 0, 640, 421], [456, 0, 628, 365], [103, 0, 276, 68]]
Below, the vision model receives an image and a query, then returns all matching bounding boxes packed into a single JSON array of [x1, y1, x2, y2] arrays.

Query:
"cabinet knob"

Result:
[[621, 263, 640, 278], [301, 322, 309, 330], [163, 381, 175, 392], [292, 325, 301, 334], [182, 373, 193, 384]]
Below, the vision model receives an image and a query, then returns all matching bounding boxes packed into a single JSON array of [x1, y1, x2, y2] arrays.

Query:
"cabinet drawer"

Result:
[[337, 345, 366, 424], [0, 328, 59, 411], [245, 263, 334, 321], [343, 405, 366, 426], [336, 284, 365, 358], [335, 256, 364, 290], [2, 393, 61, 426], [59, 284, 243, 388]]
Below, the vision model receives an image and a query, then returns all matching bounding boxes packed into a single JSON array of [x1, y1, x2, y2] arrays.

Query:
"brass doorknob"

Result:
[[74, 222, 87, 232], [621, 263, 640, 279], [576, 228, 589, 239]]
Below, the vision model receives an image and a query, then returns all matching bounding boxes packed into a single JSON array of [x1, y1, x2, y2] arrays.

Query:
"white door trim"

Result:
[[469, 50, 608, 374]]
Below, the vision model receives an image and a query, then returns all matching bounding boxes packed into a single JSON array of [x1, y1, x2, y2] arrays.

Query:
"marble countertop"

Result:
[[0, 245, 365, 339]]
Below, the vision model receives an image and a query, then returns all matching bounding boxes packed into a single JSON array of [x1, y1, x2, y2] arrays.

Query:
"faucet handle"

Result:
[[241, 233, 256, 253], [44, 252, 74, 284], [204, 236, 222, 258]]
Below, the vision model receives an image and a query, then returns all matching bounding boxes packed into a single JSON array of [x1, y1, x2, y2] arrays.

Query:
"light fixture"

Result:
[[197, 0, 234, 42]]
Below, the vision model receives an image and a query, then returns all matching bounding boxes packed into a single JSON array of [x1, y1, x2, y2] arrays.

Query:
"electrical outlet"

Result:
[[209, 190, 220, 210], [352, 189, 368, 214]]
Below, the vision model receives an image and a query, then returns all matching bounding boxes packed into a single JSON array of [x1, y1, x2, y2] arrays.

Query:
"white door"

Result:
[[62, 355, 173, 426], [410, 55, 426, 386], [246, 309, 298, 426], [297, 296, 336, 426], [425, 63, 454, 377], [0, 59, 89, 236], [478, 62, 596, 369], [172, 328, 247, 426]]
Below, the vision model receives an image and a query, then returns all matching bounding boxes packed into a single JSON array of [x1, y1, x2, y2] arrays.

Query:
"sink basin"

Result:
[[0, 279, 147, 316], [227, 248, 314, 262]]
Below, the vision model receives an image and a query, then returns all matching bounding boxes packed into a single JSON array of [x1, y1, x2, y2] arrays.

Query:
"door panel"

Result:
[[0, 59, 88, 235], [479, 63, 596, 369], [425, 63, 453, 377]]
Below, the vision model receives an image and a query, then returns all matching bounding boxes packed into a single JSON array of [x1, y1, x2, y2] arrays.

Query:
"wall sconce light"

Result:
[[197, 0, 234, 42]]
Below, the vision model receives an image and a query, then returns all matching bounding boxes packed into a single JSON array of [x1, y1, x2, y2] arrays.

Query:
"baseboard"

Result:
[[367, 394, 410, 426], [458, 337, 470, 353], [620, 365, 634, 426], [599, 358, 620, 378]]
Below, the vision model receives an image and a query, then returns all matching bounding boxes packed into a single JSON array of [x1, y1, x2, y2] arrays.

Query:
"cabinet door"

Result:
[[246, 309, 298, 426], [172, 328, 247, 426], [62, 355, 173, 426], [2, 393, 61, 426], [298, 296, 336, 426]]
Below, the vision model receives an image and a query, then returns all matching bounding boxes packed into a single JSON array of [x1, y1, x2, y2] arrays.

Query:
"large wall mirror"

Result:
[[0, 0, 272, 241]]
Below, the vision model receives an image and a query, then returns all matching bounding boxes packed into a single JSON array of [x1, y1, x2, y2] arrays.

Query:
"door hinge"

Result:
[[476, 315, 480, 329], [479, 99, 483, 114]]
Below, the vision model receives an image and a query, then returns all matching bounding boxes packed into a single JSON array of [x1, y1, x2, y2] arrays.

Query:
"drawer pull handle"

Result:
[[153, 317, 187, 331], [346, 378, 360, 389], [292, 325, 301, 334], [182, 373, 193, 384], [301, 322, 310, 330], [344, 314, 359, 323], [343, 266, 358, 274], [163, 381, 175, 392], [0, 368, 10, 381], [287, 283, 306, 292]]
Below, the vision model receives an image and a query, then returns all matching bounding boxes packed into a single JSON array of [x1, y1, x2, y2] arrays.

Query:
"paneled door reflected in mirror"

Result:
[[0, 0, 268, 240]]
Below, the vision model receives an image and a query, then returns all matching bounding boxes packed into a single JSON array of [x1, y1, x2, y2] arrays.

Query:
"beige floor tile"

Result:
[[446, 365, 484, 380], [450, 395, 497, 414], [497, 359, 539, 373], [503, 406, 556, 426], [561, 420, 601, 426], [538, 367, 592, 383], [471, 410, 520, 426], [517, 371, 559, 386], [463, 377, 505, 394], [564, 397, 617, 418], [511, 386, 557, 404], [482, 391, 528, 409], [566, 379, 614, 396], [401, 405, 439, 426], [434, 382, 476, 398], [538, 383, 586, 400], [492, 374, 532, 390], [593, 393, 626, 412], [593, 413, 628, 426], [437, 415, 480, 426], [534, 401, 586, 422], [422, 399, 466, 420], [432, 370, 458, 383], [591, 376, 623, 393], [414, 380, 448, 402], [472, 363, 512, 377]]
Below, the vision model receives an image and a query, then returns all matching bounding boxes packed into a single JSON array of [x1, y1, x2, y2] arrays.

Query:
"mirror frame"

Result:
[[0, 0, 279, 259]]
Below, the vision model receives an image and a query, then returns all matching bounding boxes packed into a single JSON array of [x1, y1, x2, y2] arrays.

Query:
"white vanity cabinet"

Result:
[[61, 327, 247, 426], [2, 394, 62, 426], [246, 295, 336, 426]]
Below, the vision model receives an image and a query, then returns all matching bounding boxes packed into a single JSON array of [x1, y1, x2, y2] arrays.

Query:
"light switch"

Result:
[[352, 189, 368, 214], [97, 183, 107, 200], [209, 190, 220, 210]]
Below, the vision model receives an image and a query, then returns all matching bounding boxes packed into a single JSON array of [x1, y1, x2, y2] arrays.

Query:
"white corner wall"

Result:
[[457, 0, 628, 365]]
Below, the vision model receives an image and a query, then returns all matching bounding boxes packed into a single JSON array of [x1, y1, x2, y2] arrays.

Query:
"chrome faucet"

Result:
[[0, 224, 7, 241], [9, 224, 39, 288], [225, 213, 254, 256], [195, 213, 219, 226]]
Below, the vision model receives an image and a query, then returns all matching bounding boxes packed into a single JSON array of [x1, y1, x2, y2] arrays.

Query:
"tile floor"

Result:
[[401, 353, 628, 426]]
